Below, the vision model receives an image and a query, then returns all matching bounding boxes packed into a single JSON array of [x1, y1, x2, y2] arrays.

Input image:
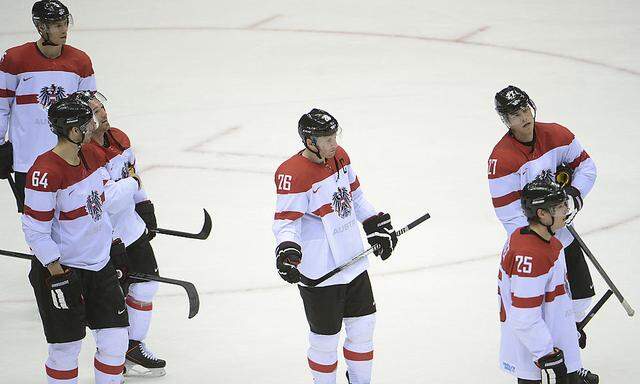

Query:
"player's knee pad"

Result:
[[128, 281, 159, 303], [47, 340, 82, 369], [94, 327, 128, 364], [343, 313, 375, 345], [309, 331, 340, 353]]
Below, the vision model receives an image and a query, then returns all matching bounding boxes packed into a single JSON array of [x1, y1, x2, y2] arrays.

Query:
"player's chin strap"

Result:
[[304, 137, 323, 160]]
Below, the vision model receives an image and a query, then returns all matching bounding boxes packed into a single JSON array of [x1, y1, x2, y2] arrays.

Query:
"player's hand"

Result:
[[110, 239, 129, 284], [0, 141, 13, 179], [276, 241, 302, 284], [577, 325, 587, 349], [135, 200, 157, 240], [555, 163, 573, 188], [363, 212, 397, 260], [46, 268, 82, 311], [536, 348, 568, 382], [564, 186, 583, 225]]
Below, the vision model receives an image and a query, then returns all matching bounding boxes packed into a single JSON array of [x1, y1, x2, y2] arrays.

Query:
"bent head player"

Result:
[[272, 108, 397, 384]]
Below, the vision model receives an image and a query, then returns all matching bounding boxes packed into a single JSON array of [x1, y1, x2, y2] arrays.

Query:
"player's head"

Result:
[[298, 108, 340, 160], [32, 0, 72, 46], [521, 170, 569, 233], [70, 91, 110, 135], [48, 95, 95, 146], [495, 85, 536, 136]]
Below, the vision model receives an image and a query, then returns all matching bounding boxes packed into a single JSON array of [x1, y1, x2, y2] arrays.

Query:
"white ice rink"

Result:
[[1, 1, 639, 382]]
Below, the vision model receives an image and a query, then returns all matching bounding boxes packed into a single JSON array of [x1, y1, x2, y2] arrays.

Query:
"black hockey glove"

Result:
[[564, 186, 583, 225], [555, 163, 573, 188], [536, 348, 568, 384], [363, 212, 397, 260], [135, 200, 157, 241], [110, 239, 129, 284], [0, 141, 13, 179], [275, 241, 302, 284], [46, 269, 82, 311], [577, 325, 587, 349]]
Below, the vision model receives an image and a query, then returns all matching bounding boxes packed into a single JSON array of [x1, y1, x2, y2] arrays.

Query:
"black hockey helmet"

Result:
[[521, 171, 568, 220], [32, 0, 71, 25], [48, 96, 93, 143], [298, 108, 339, 142], [495, 85, 537, 118]]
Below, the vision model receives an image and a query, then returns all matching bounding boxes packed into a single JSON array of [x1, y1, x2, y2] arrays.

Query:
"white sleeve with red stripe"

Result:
[[273, 191, 308, 245], [103, 176, 139, 215], [508, 262, 555, 360], [489, 172, 528, 236], [561, 137, 596, 197], [78, 74, 96, 93], [128, 149, 149, 203], [0, 51, 17, 143], [22, 189, 61, 266], [346, 164, 376, 223]]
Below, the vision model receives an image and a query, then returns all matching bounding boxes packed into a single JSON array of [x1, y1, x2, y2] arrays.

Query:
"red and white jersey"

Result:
[[22, 149, 113, 271], [0, 43, 96, 172], [273, 146, 377, 287], [498, 227, 581, 380], [488, 122, 596, 246], [82, 128, 148, 246]]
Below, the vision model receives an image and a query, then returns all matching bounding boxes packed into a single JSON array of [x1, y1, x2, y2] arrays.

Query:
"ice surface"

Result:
[[1, 1, 638, 382]]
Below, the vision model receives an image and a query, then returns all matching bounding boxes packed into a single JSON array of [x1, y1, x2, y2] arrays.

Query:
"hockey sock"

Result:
[[308, 332, 340, 384], [126, 281, 159, 341], [343, 314, 375, 384], [46, 340, 82, 384], [93, 328, 127, 384]]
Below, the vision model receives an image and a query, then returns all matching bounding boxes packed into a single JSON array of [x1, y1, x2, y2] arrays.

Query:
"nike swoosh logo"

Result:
[[24, 76, 33, 81], [117, 308, 126, 315], [312, 187, 320, 193]]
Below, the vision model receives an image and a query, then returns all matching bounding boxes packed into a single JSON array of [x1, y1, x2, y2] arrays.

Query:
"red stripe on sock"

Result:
[[94, 358, 124, 375], [343, 347, 374, 361], [126, 295, 153, 311], [308, 358, 337, 373], [46, 365, 78, 379]]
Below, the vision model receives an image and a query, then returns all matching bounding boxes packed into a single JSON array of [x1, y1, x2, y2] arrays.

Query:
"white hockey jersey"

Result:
[[22, 149, 113, 271], [0, 42, 96, 172], [83, 127, 148, 247], [488, 122, 596, 246], [273, 146, 377, 287], [498, 227, 582, 380]]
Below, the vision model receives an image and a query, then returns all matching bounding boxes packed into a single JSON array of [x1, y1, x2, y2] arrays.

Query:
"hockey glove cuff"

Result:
[[363, 212, 397, 260], [135, 200, 157, 240], [46, 269, 82, 311], [555, 163, 573, 188], [536, 348, 568, 383], [110, 239, 129, 284], [0, 141, 13, 179], [564, 186, 583, 225], [276, 241, 302, 284]]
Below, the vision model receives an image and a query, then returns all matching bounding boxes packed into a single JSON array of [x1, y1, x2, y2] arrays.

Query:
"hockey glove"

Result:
[[110, 239, 129, 284], [555, 163, 573, 188], [46, 269, 82, 311], [135, 200, 157, 241], [276, 241, 302, 284], [536, 348, 568, 384], [564, 186, 583, 225], [363, 212, 397, 260], [0, 141, 13, 179], [577, 325, 587, 349]]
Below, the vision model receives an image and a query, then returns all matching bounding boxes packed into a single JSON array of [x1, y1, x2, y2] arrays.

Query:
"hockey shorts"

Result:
[[565, 239, 595, 300]]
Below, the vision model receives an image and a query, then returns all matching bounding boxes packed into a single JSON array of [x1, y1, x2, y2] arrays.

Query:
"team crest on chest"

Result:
[[332, 187, 352, 219], [85, 190, 103, 221], [39, 84, 67, 109]]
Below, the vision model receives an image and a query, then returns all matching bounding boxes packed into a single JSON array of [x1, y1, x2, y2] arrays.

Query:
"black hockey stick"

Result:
[[567, 224, 635, 317], [151, 208, 212, 240], [577, 290, 613, 332], [0, 249, 200, 319], [299, 212, 431, 287], [7, 173, 24, 209]]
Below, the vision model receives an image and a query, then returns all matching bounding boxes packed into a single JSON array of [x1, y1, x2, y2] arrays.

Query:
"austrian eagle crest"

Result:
[[85, 190, 103, 222], [331, 187, 352, 219], [39, 84, 67, 109]]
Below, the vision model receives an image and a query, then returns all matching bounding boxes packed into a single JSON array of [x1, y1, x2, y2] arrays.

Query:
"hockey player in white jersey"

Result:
[[74, 91, 166, 377], [22, 96, 130, 383], [499, 172, 586, 384], [273, 109, 397, 384], [0, 0, 96, 211]]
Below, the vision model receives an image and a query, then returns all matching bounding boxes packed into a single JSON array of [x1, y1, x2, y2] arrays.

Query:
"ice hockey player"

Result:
[[498, 172, 590, 383], [22, 96, 129, 383], [488, 86, 598, 382], [0, 0, 96, 211], [72, 90, 166, 377], [272, 108, 397, 384]]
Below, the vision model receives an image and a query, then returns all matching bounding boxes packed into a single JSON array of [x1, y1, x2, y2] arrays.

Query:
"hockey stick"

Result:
[[150, 208, 212, 240], [0, 249, 200, 319], [7, 173, 24, 209], [299, 212, 431, 287], [577, 289, 613, 332], [567, 224, 635, 317]]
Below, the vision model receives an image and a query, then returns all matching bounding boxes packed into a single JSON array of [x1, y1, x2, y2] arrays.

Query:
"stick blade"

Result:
[[197, 209, 212, 240]]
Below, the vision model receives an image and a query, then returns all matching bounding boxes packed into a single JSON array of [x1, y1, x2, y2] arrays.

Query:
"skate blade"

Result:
[[124, 361, 166, 378]]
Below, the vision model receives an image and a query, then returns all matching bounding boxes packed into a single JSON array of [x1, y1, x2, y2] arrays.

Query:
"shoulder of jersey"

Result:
[[535, 122, 575, 149], [509, 227, 561, 263], [108, 127, 131, 149], [82, 144, 109, 169], [334, 145, 351, 167], [489, 133, 519, 178], [0, 43, 35, 73], [26, 151, 65, 191]]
